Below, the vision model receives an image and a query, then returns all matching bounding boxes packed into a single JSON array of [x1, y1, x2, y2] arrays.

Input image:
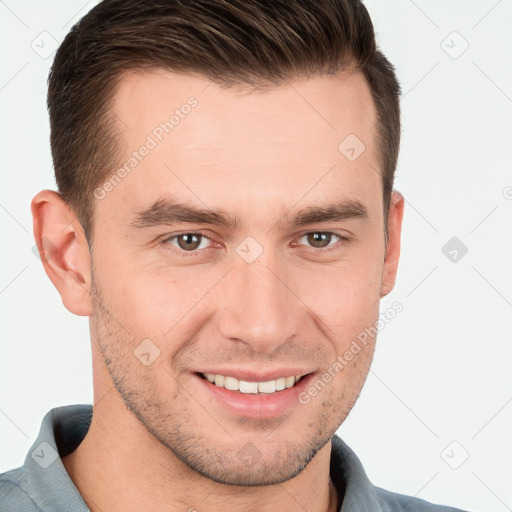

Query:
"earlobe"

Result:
[[380, 190, 405, 297], [31, 190, 93, 316]]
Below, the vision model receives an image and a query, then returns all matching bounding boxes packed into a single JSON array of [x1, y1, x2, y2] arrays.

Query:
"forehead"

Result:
[[103, 69, 381, 225], [113, 68, 377, 147]]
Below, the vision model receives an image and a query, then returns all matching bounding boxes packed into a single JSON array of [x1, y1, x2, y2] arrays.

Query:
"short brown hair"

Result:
[[48, 0, 401, 239]]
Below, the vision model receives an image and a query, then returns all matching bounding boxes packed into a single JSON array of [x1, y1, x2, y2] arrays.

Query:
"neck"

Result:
[[62, 391, 339, 512]]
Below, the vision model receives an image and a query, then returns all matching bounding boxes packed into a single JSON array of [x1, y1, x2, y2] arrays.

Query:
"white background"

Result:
[[1, 1, 511, 511]]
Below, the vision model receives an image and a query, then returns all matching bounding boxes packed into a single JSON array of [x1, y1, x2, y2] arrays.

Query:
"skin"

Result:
[[32, 69, 404, 512]]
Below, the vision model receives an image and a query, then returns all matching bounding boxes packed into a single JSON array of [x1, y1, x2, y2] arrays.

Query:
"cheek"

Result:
[[109, 262, 224, 340], [291, 252, 383, 347], [91, 243, 175, 338]]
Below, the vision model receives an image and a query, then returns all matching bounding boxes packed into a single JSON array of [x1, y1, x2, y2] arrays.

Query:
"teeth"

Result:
[[202, 373, 303, 394], [285, 376, 295, 388], [258, 380, 276, 394], [224, 376, 238, 391], [239, 380, 258, 393]]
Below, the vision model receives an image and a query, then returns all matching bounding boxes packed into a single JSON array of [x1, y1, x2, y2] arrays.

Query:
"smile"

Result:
[[201, 372, 304, 395]]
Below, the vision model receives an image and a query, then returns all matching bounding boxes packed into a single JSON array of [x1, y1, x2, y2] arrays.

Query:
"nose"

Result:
[[216, 253, 300, 355]]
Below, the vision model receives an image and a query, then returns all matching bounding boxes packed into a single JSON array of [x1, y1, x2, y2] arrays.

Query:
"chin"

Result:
[[154, 426, 335, 487]]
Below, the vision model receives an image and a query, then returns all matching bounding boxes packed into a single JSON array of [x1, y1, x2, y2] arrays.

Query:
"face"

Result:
[[85, 69, 401, 485]]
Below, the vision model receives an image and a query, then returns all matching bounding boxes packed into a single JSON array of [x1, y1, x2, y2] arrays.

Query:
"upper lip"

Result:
[[195, 368, 314, 382]]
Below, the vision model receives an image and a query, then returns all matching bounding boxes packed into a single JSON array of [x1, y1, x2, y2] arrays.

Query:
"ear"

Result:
[[380, 190, 404, 297], [31, 190, 93, 316]]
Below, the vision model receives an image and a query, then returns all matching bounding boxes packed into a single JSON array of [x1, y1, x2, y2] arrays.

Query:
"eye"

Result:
[[164, 233, 213, 252], [296, 232, 343, 249]]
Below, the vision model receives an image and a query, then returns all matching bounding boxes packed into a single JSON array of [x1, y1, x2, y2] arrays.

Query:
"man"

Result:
[[0, 0, 468, 510]]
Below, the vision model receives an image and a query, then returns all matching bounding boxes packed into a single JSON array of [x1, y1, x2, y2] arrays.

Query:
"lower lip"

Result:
[[193, 373, 315, 419]]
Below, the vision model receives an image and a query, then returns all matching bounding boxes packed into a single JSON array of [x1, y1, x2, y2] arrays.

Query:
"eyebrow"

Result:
[[290, 200, 368, 226], [131, 199, 240, 230], [130, 197, 368, 230]]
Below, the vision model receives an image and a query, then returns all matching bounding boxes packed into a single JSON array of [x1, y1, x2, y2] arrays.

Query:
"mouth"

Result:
[[198, 372, 304, 395], [193, 370, 315, 419]]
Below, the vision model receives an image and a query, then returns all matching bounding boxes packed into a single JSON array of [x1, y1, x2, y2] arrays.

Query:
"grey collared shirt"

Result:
[[0, 405, 468, 511]]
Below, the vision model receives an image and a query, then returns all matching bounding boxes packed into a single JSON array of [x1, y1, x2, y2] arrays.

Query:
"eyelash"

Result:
[[161, 231, 350, 257]]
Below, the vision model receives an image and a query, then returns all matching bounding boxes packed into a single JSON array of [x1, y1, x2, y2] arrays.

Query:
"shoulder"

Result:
[[374, 486, 469, 512], [329, 435, 469, 512], [0, 467, 41, 512]]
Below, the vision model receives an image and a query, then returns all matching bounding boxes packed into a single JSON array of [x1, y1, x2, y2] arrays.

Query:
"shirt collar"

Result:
[[24, 405, 91, 511], [330, 434, 385, 511]]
